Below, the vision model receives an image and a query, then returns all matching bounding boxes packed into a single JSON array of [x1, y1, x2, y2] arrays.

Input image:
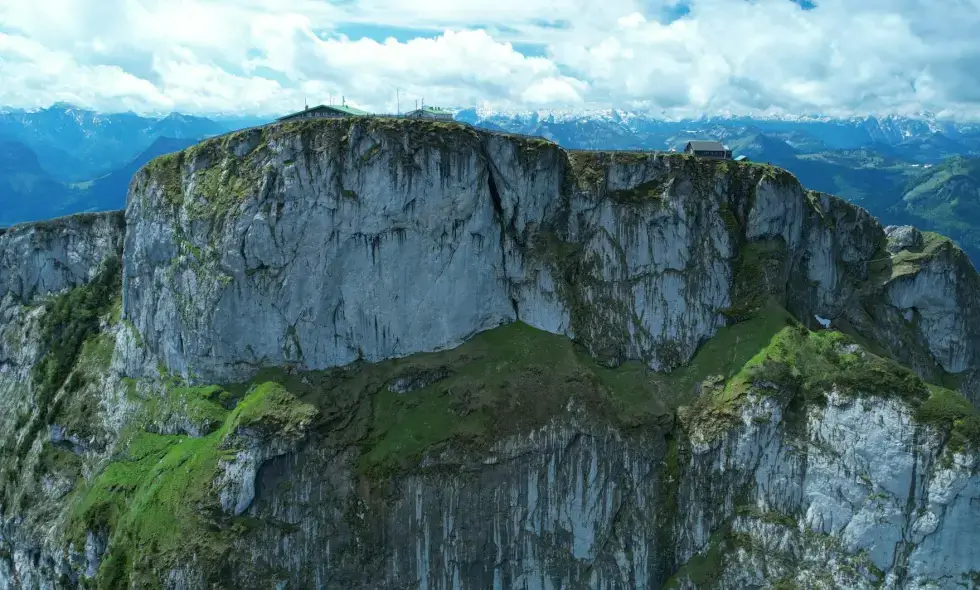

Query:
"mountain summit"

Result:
[[0, 118, 978, 588]]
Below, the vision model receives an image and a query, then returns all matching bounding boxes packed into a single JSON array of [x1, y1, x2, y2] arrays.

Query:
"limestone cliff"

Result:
[[119, 119, 980, 402], [0, 212, 124, 304], [0, 119, 979, 589]]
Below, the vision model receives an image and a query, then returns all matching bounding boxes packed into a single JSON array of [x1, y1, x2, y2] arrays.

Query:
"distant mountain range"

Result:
[[0, 104, 277, 226], [2, 103, 980, 265], [0, 138, 73, 225], [456, 109, 980, 161], [890, 157, 980, 260], [0, 103, 264, 182], [0, 135, 201, 226]]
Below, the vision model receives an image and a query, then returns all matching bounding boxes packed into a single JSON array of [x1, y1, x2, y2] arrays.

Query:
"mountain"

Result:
[[890, 156, 980, 260], [0, 104, 234, 182], [5, 103, 980, 266], [1, 119, 980, 587], [457, 110, 980, 227], [461, 109, 980, 153], [147, 113, 228, 139], [888, 131, 973, 163], [0, 135, 198, 227], [463, 111, 980, 264], [0, 138, 77, 225], [724, 132, 802, 160], [76, 136, 200, 212]]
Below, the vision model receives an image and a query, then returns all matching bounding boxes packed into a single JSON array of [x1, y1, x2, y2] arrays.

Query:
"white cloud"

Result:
[[616, 12, 646, 28], [0, 0, 979, 118]]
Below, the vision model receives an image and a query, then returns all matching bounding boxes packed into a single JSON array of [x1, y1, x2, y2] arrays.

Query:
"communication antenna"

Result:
[[396, 88, 401, 114]]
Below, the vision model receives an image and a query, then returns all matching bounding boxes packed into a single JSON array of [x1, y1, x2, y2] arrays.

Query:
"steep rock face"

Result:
[[216, 358, 980, 590], [124, 123, 534, 382], [680, 391, 980, 590], [0, 210, 125, 434], [0, 211, 124, 305], [122, 119, 980, 404], [0, 212, 125, 589], [879, 227, 980, 375], [2, 121, 980, 589], [121, 121, 789, 383], [230, 411, 669, 590]]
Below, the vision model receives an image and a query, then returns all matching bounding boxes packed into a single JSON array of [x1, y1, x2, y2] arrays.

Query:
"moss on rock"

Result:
[[867, 231, 953, 284], [680, 303, 963, 444], [32, 255, 121, 415], [917, 385, 980, 452], [722, 240, 788, 322], [66, 379, 316, 587], [143, 152, 185, 208]]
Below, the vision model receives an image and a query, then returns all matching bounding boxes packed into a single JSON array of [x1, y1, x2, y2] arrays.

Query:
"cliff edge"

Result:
[[0, 119, 978, 589], [121, 119, 980, 403]]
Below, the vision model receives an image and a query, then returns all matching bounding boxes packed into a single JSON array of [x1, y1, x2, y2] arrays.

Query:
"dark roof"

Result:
[[278, 104, 369, 120], [685, 140, 727, 152]]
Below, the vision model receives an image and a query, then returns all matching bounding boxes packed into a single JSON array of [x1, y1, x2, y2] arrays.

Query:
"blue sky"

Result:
[[1, 0, 979, 119]]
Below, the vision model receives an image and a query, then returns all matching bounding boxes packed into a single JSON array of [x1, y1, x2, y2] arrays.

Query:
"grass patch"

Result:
[[682, 305, 931, 441], [736, 505, 797, 528], [143, 152, 185, 207], [134, 381, 232, 435], [45, 332, 118, 443], [37, 442, 83, 477], [230, 382, 318, 436], [66, 380, 316, 587], [566, 152, 609, 191], [185, 157, 259, 219], [359, 322, 617, 475], [607, 177, 670, 204], [917, 385, 980, 453], [663, 529, 732, 589], [358, 315, 805, 475], [243, 321, 687, 478], [241, 312, 805, 478], [869, 231, 953, 283]]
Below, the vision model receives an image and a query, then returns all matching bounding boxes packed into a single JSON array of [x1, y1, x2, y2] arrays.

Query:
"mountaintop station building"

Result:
[[684, 140, 733, 160], [278, 104, 369, 121], [405, 106, 455, 121]]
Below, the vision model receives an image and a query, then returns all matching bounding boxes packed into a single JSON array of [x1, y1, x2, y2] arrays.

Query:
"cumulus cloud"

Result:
[[0, 0, 978, 118]]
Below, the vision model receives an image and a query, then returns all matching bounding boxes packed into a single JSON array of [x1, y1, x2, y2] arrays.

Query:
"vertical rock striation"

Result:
[[1, 119, 979, 589], [122, 119, 980, 404]]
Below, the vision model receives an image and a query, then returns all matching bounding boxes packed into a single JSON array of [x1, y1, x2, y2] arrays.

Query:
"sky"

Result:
[[1, 0, 979, 119]]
